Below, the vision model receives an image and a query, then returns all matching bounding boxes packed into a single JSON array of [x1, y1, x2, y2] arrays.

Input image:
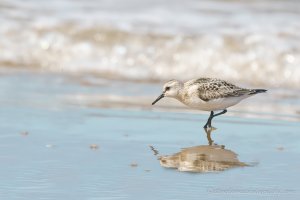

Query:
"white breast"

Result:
[[181, 95, 248, 111]]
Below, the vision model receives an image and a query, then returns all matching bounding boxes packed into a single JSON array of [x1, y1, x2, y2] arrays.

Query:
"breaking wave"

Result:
[[0, 0, 299, 88]]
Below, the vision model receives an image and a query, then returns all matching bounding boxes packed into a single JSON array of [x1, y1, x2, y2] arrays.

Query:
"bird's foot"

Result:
[[203, 126, 217, 131], [203, 122, 210, 129]]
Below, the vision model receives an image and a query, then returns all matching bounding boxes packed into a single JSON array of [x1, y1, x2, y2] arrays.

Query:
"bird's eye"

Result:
[[165, 87, 170, 91]]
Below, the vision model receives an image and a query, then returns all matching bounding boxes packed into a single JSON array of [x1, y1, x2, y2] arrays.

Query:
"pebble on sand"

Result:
[[20, 131, 29, 136], [277, 146, 285, 151], [130, 163, 138, 167], [90, 144, 99, 150]]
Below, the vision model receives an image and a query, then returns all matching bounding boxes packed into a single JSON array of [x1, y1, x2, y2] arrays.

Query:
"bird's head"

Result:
[[152, 80, 183, 105]]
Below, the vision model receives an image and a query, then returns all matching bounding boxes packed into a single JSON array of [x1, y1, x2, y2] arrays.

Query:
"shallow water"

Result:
[[0, 71, 300, 199], [156, 128, 248, 173]]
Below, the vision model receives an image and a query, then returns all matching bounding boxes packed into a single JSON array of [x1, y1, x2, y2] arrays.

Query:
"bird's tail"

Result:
[[249, 89, 267, 95]]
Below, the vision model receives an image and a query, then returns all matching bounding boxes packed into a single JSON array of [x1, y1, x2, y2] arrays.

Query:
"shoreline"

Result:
[[1, 70, 300, 199], [1, 69, 299, 122]]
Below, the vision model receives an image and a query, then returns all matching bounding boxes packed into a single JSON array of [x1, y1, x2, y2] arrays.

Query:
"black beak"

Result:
[[152, 93, 165, 105]]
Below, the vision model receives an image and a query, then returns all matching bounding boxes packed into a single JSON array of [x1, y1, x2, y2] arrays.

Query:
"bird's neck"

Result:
[[175, 88, 185, 102]]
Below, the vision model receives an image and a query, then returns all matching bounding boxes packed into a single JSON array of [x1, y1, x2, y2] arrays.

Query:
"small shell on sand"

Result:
[[277, 146, 284, 151], [20, 131, 29, 136], [130, 163, 138, 167], [90, 144, 99, 150], [45, 144, 55, 148]]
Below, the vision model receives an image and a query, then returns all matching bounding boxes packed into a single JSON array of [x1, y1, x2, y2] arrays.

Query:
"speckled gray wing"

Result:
[[191, 78, 251, 102]]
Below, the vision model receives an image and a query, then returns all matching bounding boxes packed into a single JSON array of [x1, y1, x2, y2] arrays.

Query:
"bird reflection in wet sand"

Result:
[[150, 129, 247, 173]]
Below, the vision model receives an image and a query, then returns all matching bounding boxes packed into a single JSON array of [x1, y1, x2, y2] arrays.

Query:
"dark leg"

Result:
[[203, 109, 227, 129], [203, 111, 214, 129], [213, 109, 227, 118]]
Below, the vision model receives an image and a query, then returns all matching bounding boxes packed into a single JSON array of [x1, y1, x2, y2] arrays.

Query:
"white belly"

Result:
[[182, 96, 248, 111]]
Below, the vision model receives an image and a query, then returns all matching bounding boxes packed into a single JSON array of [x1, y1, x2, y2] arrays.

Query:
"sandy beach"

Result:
[[1, 0, 300, 199], [0, 71, 299, 199]]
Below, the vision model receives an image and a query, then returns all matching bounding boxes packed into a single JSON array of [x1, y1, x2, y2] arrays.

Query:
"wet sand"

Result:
[[1, 71, 300, 199]]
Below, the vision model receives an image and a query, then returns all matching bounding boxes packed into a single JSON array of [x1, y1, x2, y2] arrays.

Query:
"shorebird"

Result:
[[152, 78, 267, 129]]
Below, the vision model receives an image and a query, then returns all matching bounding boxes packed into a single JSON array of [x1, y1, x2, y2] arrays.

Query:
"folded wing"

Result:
[[190, 78, 251, 102]]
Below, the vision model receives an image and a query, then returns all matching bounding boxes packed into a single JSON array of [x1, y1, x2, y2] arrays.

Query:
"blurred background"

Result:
[[1, 0, 300, 85], [0, 0, 299, 119]]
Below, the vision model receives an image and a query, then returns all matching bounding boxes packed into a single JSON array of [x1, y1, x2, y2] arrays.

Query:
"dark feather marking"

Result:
[[189, 78, 251, 101]]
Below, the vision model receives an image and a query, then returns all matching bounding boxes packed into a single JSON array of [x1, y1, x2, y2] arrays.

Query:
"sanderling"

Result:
[[152, 78, 267, 128]]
